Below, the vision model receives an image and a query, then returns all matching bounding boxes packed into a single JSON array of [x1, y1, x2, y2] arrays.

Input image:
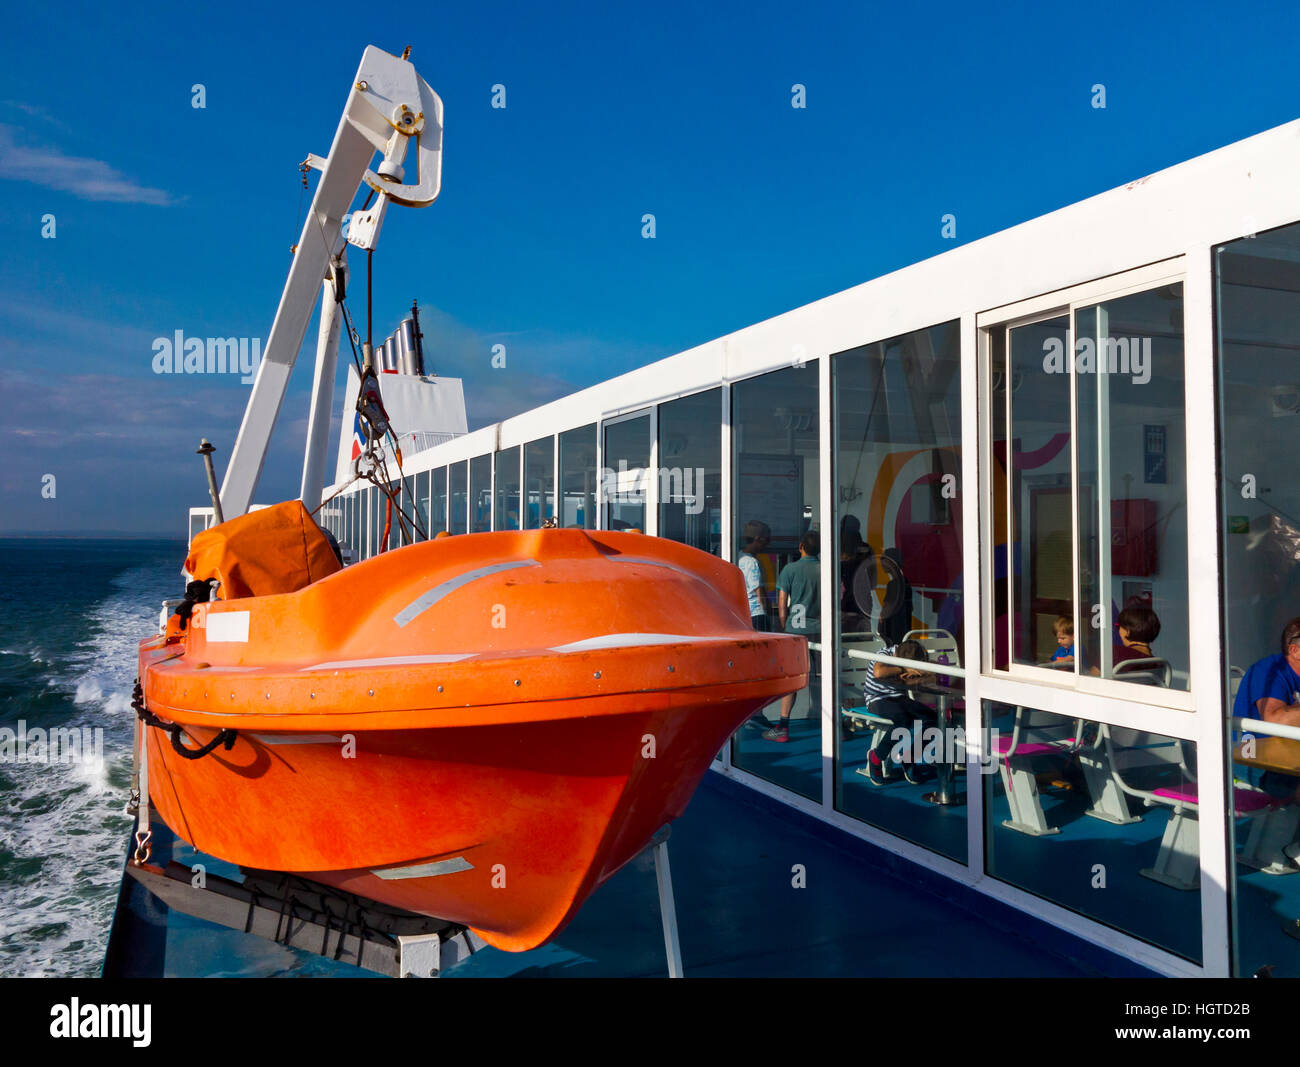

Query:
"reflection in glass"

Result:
[[430, 467, 447, 536], [983, 700, 1201, 963], [602, 415, 650, 532], [729, 364, 821, 802], [415, 471, 430, 541], [999, 316, 1072, 669], [1217, 221, 1300, 975], [831, 321, 966, 860], [559, 424, 597, 529], [470, 454, 492, 533], [658, 389, 721, 554], [386, 481, 399, 551], [495, 447, 521, 531], [524, 437, 555, 528], [1075, 287, 1187, 689], [344, 493, 354, 559], [372, 485, 385, 556], [449, 462, 467, 535]]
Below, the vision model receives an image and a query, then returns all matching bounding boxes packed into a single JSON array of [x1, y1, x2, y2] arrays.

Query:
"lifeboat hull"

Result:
[[138, 530, 807, 951]]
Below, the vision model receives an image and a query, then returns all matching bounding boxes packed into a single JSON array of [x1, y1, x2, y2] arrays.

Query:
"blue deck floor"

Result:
[[110, 769, 1156, 978]]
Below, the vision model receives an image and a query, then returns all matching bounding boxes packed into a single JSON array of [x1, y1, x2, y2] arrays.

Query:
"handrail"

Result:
[[844, 646, 966, 681], [1231, 716, 1300, 744]]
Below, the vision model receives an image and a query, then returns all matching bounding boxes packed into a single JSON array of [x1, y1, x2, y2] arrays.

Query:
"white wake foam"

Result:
[[0, 557, 177, 977]]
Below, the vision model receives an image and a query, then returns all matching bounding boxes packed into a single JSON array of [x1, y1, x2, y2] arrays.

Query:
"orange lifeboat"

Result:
[[137, 503, 807, 951]]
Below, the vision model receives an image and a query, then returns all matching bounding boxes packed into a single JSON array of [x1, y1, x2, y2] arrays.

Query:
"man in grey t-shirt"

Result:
[[763, 530, 821, 742]]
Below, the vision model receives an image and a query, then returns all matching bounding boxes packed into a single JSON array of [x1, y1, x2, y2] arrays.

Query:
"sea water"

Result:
[[0, 538, 179, 977]]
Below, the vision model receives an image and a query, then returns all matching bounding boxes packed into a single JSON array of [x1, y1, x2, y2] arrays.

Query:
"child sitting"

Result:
[[860, 639, 935, 784], [1051, 615, 1075, 664]]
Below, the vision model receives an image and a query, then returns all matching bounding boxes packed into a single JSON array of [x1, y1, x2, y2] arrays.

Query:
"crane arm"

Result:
[[219, 45, 443, 518]]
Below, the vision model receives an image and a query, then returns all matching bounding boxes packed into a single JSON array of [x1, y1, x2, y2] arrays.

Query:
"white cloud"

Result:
[[0, 122, 177, 205]]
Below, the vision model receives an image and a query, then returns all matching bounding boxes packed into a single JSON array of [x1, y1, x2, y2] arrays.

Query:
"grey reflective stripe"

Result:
[[300, 653, 475, 670], [372, 856, 474, 880], [550, 633, 717, 653], [610, 556, 701, 581], [249, 733, 342, 745], [394, 560, 540, 628]]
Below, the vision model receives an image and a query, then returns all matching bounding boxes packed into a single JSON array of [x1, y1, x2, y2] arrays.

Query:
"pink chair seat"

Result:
[[995, 736, 1075, 758], [1152, 783, 1273, 814]]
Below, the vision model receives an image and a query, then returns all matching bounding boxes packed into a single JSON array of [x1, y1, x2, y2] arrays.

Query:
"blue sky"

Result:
[[2, 0, 1298, 533]]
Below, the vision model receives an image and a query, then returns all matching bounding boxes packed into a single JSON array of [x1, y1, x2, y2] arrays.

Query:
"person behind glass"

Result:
[[879, 546, 914, 646], [860, 639, 935, 784], [1088, 604, 1160, 675], [1234, 617, 1300, 801], [1051, 615, 1075, 666], [763, 530, 821, 743], [839, 526, 870, 631], [737, 520, 772, 632]]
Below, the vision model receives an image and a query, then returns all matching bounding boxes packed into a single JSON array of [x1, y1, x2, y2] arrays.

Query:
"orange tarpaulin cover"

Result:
[[185, 500, 341, 600]]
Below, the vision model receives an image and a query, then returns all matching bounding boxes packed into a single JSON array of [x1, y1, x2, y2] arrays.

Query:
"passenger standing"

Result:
[[764, 530, 821, 743], [738, 520, 772, 632]]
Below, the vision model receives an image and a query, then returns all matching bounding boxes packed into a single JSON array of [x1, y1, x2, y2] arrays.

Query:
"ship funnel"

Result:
[[375, 302, 429, 377]]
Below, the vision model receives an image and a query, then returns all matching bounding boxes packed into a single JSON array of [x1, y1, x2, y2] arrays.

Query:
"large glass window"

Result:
[[342, 493, 353, 560], [430, 467, 447, 536], [559, 424, 597, 529], [831, 321, 966, 861], [415, 470, 430, 541], [602, 413, 650, 532], [988, 283, 1188, 692], [729, 363, 821, 802], [524, 436, 555, 528], [370, 485, 384, 557], [984, 701, 1201, 963], [1217, 221, 1300, 976], [386, 480, 401, 550], [494, 447, 521, 531], [469, 454, 492, 533], [658, 389, 721, 554], [400, 474, 415, 544], [449, 461, 467, 535]]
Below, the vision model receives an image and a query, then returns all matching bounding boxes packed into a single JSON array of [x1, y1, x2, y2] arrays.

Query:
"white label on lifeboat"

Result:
[[206, 610, 250, 643]]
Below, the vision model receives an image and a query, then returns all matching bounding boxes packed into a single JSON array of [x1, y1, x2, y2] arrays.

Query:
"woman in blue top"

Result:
[[1234, 617, 1300, 799]]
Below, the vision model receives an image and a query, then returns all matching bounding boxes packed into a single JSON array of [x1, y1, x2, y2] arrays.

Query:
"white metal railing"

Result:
[[844, 646, 967, 681], [1231, 715, 1300, 744]]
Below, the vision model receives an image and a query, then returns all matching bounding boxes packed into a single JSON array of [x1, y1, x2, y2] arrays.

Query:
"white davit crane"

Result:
[[219, 45, 444, 518]]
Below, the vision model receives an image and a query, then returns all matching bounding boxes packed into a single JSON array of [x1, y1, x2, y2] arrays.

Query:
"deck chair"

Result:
[[1229, 665, 1245, 701], [1112, 657, 1173, 688], [991, 707, 1082, 836], [838, 632, 885, 714], [902, 628, 960, 671], [1073, 659, 1174, 826], [1094, 729, 1275, 890], [837, 632, 893, 757]]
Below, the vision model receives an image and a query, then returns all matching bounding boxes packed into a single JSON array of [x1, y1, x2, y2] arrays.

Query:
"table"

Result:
[[1234, 736, 1300, 776], [911, 681, 961, 806]]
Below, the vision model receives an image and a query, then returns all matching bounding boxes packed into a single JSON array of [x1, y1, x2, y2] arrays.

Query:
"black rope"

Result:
[[132, 678, 237, 761]]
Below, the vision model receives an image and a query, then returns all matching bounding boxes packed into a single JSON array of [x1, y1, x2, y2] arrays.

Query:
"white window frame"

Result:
[[977, 259, 1194, 712]]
